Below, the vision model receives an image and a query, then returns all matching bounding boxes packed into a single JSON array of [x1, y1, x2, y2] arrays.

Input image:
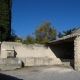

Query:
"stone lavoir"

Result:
[[1, 27, 80, 70]]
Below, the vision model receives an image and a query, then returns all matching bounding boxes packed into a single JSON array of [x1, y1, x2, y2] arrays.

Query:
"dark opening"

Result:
[[49, 41, 74, 68]]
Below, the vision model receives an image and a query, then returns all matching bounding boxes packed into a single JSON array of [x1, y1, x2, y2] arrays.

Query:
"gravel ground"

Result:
[[0, 65, 80, 80]]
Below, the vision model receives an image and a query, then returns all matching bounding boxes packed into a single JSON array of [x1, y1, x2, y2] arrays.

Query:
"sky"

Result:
[[12, 0, 80, 39]]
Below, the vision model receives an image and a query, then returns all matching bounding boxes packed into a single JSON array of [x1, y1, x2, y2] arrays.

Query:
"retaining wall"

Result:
[[1, 42, 62, 66]]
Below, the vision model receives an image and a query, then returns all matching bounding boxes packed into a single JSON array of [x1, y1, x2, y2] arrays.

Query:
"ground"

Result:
[[0, 65, 80, 80]]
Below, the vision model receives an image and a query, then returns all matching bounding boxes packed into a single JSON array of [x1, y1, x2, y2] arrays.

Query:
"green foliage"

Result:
[[34, 21, 57, 44], [9, 29, 17, 41], [14, 36, 22, 42], [58, 28, 76, 38], [0, 26, 5, 41], [23, 21, 57, 44], [0, 0, 12, 41], [23, 35, 35, 44], [57, 32, 63, 38]]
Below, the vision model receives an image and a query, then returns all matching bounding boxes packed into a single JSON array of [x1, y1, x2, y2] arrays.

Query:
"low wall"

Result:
[[1, 42, 62, 66], [0, 58, 22, 70], [19, 57, 61, 67], [1, 42, 59, 58]]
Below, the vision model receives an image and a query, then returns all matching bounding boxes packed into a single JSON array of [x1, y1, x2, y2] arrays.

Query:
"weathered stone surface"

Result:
[[0, 58, 22, 70], [24, 57, 62, 66], [74, 36, 80, 70], [7, 50, 14, 58], [6, 46, 15, 58], [1, 42, 62, 66]]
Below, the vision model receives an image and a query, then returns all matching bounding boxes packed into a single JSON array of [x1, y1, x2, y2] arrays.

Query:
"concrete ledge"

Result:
[[19, 57, 62, 67], [0, 58, 22, 70]]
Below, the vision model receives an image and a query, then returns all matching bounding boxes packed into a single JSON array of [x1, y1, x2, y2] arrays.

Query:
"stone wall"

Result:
[[0, 41, 75, 67], [0, 58, 22, 70], [1, 42, 62, 66], [74, 36, 80, 70], [1, 42, 58, 58], [19, 57, 61, 67]]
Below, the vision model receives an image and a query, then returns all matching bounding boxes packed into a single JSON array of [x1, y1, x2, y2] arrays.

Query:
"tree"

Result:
[[34, 21, 57, 43], [10, 28, 17, 41], [0, 0, 12, 41], [23, 35, 35, 44], [57, 32, 63, 38], [58, 28, 76, 38], [0, 26, 5, 41], [14, 36, 22, 42]]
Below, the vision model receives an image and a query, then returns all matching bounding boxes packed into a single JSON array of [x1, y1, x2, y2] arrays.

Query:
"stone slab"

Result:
[[0, 58, 22, 70]]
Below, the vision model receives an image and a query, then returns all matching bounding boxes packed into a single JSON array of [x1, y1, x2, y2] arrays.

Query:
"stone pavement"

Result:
[[0, 65, 73, 75], [18, 71, 80, 80], [0, 65, 79, 80]]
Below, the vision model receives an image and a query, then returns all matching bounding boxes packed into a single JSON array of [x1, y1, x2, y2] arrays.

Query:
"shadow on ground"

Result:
[[0, 73, 22, 80]]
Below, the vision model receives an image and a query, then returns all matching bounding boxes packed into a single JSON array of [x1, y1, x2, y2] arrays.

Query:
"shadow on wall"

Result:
[[49, 41, 74, 59], [0, 73, 22, 80], [14, 50, 17, 57], [49, 43, 66, 59], [48, 41, 74, 68], [13, 47, 17, 58], [14, 49, 24, 67]]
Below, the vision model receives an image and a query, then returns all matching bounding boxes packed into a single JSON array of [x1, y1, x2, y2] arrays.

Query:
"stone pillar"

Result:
[[74, 36, 80, 70]]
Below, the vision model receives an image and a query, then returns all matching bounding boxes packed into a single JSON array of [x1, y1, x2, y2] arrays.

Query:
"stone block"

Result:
[[7, 50, 14, 58], [34, 58, 44, 66], [25, 58, 34, 66], [0, 58, 22, 70]]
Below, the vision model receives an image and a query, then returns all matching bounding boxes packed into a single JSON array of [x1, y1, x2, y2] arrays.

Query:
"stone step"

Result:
[[0, 58, 22, 71]]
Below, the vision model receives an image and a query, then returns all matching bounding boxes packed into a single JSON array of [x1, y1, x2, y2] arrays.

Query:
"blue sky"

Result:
[[12, 0, 80, 39]]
